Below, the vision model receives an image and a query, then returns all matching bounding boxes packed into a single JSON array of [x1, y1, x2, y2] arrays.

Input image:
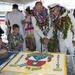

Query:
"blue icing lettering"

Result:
[[19, 63, 26, 67]]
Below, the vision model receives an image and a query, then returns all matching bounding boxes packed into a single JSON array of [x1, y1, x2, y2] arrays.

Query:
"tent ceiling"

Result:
[[0, 0, 37, 4]]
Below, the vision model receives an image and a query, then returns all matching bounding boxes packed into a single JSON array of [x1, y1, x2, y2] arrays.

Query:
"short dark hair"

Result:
[[35, 1, 42, 6], [12, 24, 19, 30], [0, 27, 4, 37], [25, 6, 31, 14], [73, 9, 75, 18], [12, 4, 18, 9]]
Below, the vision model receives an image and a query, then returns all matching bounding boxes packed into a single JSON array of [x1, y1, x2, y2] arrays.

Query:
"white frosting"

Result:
[[1, 52, 66, 75]]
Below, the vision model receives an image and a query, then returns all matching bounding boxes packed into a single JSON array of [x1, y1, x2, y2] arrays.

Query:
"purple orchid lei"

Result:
[[33, 6, 48, 24], [33, 6, 50, 34]]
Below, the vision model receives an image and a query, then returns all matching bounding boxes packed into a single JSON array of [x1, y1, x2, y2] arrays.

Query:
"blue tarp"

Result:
[[0, 52, 14, 65]]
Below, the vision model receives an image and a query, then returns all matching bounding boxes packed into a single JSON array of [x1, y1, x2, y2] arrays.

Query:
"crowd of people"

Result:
[[0, 1, 75, 55]]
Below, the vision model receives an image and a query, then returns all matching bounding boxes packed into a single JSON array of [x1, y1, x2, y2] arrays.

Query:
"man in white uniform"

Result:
[[32, 2, 53, 52], [5, 4, 26, 50], [49, 4, 74, 55], [58, 7, 74, 55]]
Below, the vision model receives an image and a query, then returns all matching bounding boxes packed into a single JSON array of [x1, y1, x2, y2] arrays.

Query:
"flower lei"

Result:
[[33, 6, 50, 35], [51, 7, 74, 39], [48, 6, 74, 52]]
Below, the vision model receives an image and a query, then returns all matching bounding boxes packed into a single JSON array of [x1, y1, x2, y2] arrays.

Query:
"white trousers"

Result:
[[59, 29, 74, 55], [34, 32, 41, 52], [59, 41, 74, 55], [34, 32, 48, 52]]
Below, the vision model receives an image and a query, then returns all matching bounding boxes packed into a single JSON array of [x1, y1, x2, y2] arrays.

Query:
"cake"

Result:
[[0, 49, 8, 58], [1, 52, 67, 75]]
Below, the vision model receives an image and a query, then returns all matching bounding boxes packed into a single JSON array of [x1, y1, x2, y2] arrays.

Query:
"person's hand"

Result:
[[18, 42, 22, 47], [43, 37, 49, 45], [72, 41, 75, 46]]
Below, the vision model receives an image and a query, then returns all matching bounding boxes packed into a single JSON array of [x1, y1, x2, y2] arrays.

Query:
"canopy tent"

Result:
[[0, 0, 75, 10], [0, 0, 37, 4]]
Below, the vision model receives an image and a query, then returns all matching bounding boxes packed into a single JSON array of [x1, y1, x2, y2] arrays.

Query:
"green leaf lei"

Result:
[[36, 16, 50, 32], [62, 15, 74, 39], [35, 14, 59, 52], [51, 14, 74, 52]]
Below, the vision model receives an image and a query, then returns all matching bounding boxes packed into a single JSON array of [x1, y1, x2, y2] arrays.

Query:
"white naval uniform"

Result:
[[5, 13, 10, 35], [31, 16, 53, 52], [58, 29, 74, 55], [68, 10, 75, 54], [6, 9, 26, 50]]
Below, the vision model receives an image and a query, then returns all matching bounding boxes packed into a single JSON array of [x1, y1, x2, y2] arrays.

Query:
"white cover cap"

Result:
[[48, 3, 60, 8]]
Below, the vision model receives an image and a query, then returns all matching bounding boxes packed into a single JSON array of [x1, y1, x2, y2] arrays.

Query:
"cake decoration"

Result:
[[1, 52, 67, 75], [53, 55, 62, 71]]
